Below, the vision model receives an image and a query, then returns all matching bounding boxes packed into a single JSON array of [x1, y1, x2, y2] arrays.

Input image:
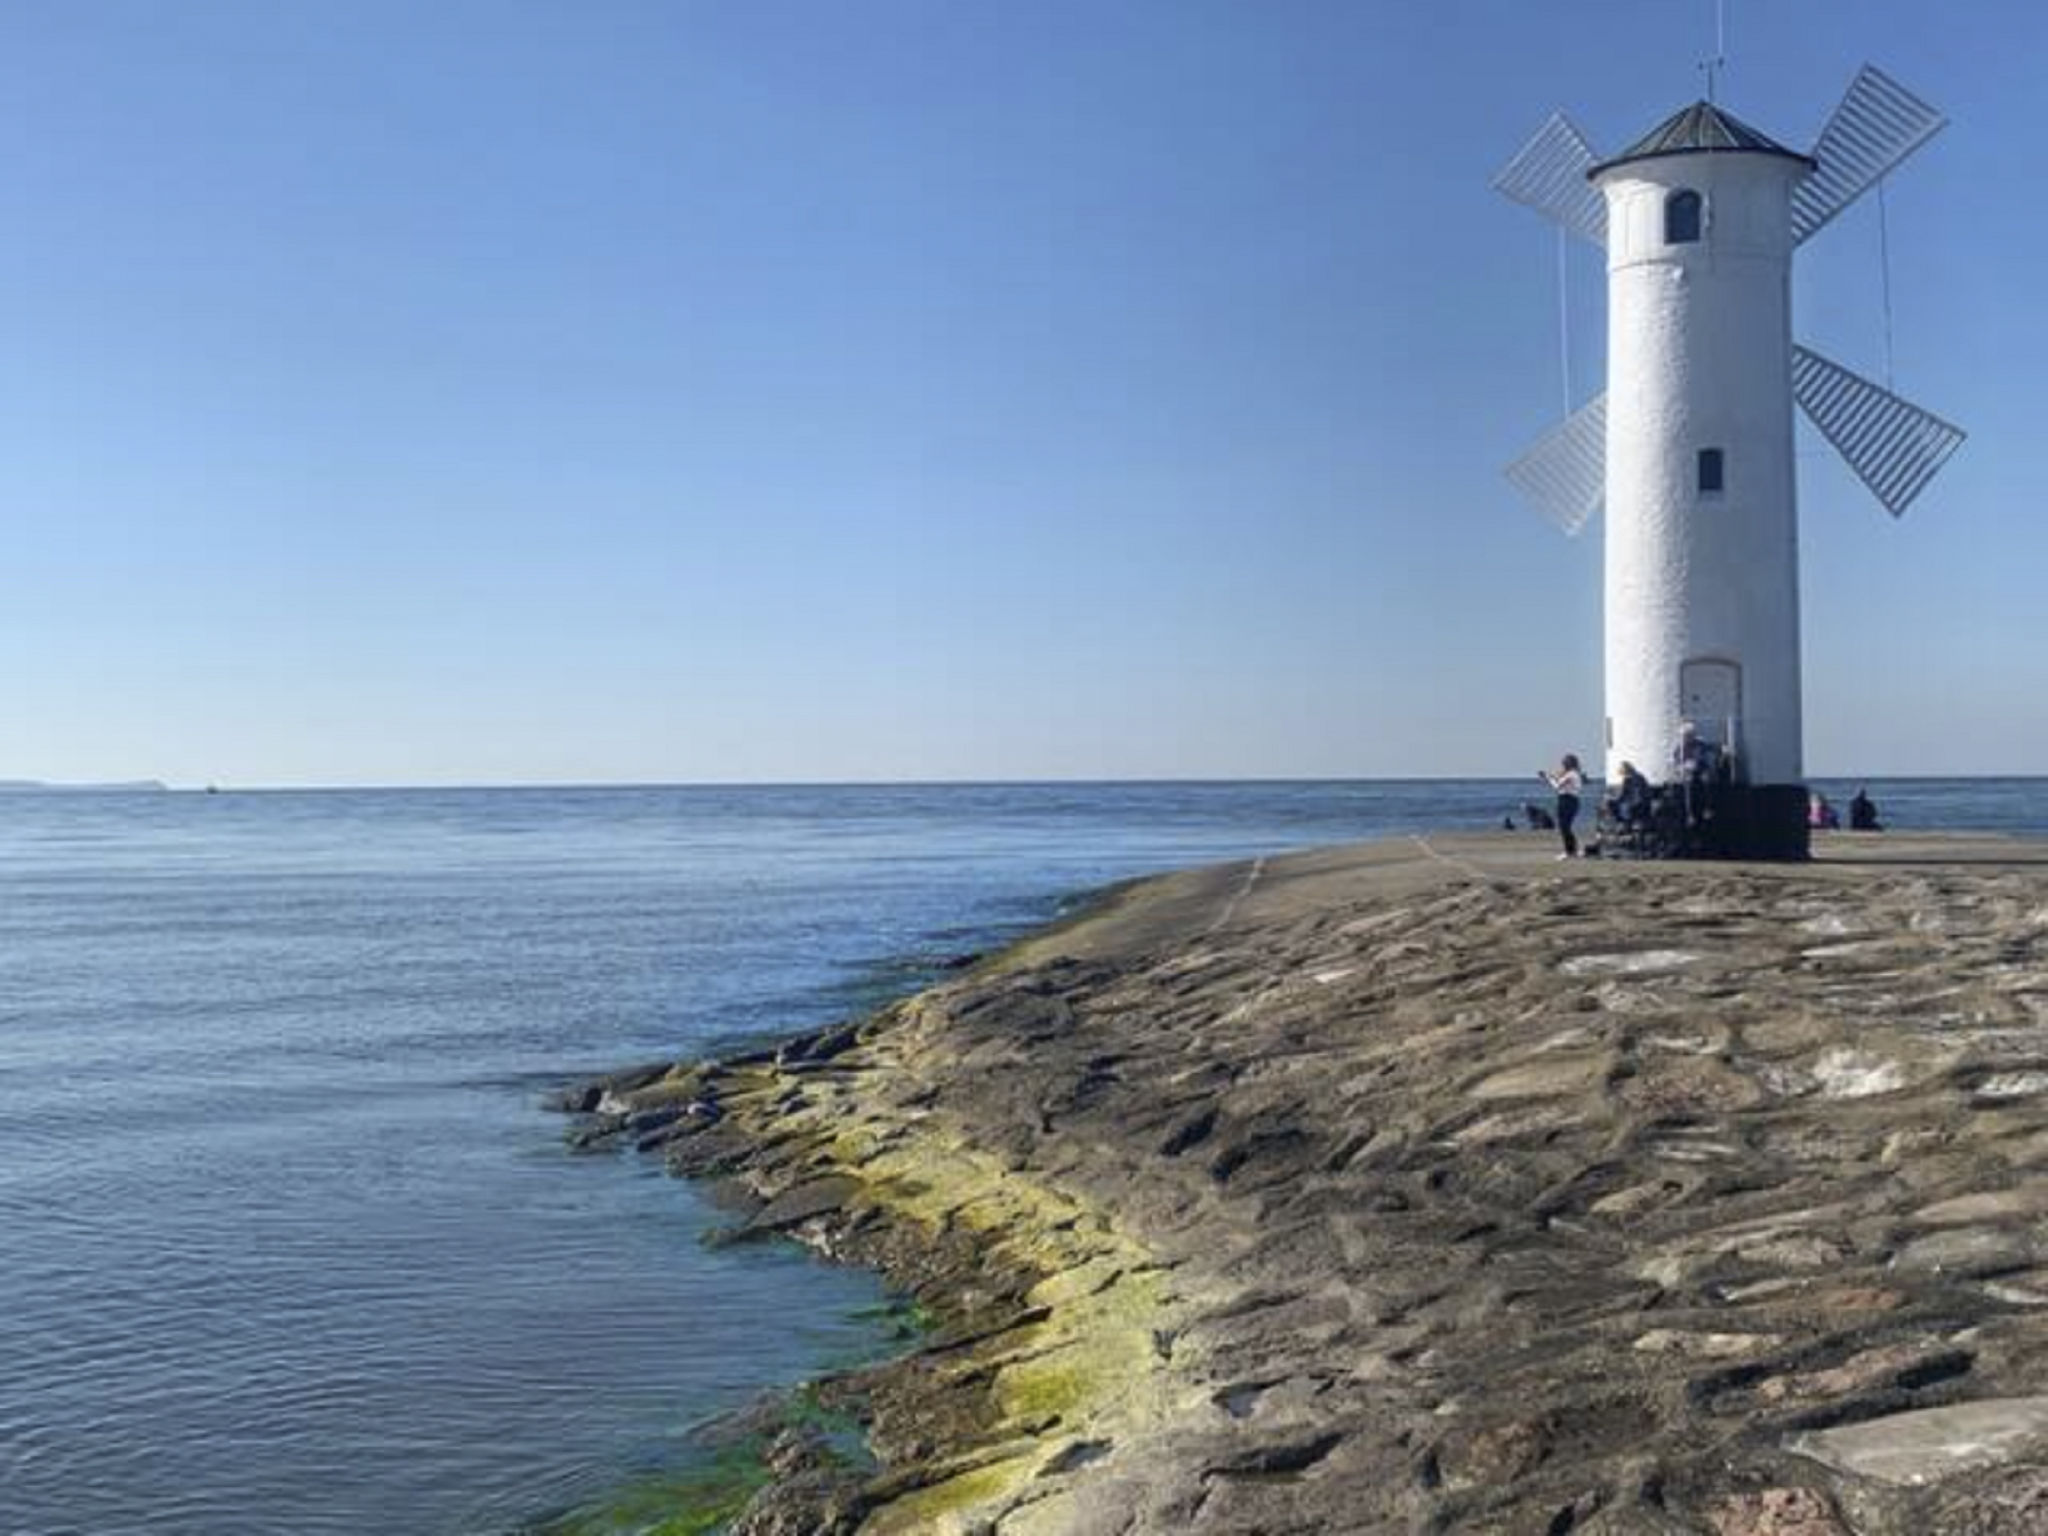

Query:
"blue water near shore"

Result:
[[3, 778, 2043, 1535]]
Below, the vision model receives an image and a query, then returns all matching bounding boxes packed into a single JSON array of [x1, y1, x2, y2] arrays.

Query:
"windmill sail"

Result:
[[1791, 65, 1946, 245], [1504, 393, 1606, 535], [1791, 345, 1964, 518], [1493, 113, 1607, 247]]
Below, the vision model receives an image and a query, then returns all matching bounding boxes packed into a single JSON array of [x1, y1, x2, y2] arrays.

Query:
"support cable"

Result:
[[1878, 177, 1896, 390], [1556, 226, 1572, 418]]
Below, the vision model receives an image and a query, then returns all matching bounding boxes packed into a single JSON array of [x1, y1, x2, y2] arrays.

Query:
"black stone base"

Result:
[[1691, 783, 1811, 862], [1594, 782, 1811, 862]]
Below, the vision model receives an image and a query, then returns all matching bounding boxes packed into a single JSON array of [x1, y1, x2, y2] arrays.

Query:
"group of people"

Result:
[[1530, 753, 1653, 860], [1532, 733, 1689, 860], [1808, 787, 1882, 832], [1526, 732, 1884, 860]]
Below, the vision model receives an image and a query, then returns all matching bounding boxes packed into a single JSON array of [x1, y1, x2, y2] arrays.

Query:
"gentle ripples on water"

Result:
[[2, 779, 2041, 1534]]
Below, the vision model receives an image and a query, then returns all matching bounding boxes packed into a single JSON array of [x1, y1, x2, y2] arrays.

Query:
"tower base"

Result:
[[1594, 783, 1811, 862], [1690, 784, 1811, 861]]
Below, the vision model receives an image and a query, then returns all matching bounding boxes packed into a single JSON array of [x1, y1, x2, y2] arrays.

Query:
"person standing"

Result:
[[1540, 754, 1585, 859]]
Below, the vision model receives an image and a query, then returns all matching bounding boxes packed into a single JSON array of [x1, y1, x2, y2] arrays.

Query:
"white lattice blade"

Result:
[[1792, 345, 1964, 518], [1792, 65, 1946, 245], [1505, 393, 1607, 535], [1493, 112, 1607, 247]]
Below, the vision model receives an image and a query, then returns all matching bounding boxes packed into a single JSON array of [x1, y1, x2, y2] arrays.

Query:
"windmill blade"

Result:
[[1792, 345, 1964, 518], [1493, 112, 1607, 247], [1792, 65, 1946, 245], [1505, 393, 1606, 535]]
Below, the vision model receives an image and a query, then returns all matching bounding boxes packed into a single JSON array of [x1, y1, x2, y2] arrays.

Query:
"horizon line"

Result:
[[10, 772, 2045, 795]]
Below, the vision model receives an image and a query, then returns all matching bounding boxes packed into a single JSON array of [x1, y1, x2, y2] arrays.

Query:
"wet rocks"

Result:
[[543, 1059, 672, 1114], [744, 1176, 863, 1236], [776, 1022, 863, 1070]]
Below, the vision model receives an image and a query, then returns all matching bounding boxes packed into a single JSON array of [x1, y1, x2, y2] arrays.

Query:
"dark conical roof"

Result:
[[1588, 100, 1814, 177]]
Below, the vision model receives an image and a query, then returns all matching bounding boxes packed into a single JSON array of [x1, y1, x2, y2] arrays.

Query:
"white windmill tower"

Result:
[[1496, 65, 1965, 857]]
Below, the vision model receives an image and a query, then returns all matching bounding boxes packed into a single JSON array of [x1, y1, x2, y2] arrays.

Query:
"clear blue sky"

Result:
[[3, 1, 2038, 786]]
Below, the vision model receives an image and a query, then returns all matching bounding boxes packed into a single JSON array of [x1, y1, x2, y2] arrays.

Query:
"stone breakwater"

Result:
[[561, 832, 2048, 1534]]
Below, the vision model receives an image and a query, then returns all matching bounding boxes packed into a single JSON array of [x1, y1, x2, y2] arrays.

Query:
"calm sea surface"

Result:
[[3, 779, 2043, 1535]]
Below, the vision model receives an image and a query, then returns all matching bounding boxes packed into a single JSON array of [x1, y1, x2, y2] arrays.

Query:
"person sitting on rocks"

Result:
[[1606, 761, 1652, 827]]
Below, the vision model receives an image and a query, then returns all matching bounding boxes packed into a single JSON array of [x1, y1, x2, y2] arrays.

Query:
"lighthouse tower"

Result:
[[1596, 105, 1811, 793], [1496, 69, 1965, 858]]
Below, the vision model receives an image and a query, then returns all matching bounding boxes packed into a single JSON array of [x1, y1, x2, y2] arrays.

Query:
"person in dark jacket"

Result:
[[1607, 760, 1652, 827]]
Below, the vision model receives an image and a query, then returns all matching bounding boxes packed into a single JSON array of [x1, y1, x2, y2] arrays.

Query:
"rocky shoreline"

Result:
[[556, 831, 2048, 1534]]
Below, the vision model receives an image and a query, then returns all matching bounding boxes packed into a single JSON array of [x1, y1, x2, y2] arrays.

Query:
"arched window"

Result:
[[1698, 447, 1725, 494], [1665, 189, 1703, 244]]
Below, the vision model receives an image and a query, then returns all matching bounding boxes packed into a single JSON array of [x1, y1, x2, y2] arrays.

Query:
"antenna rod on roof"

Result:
[[1698, 0, 1727, 103]]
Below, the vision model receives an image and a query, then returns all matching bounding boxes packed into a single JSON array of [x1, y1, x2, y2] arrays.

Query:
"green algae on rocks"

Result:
[[558, 987, 1188, 1534], [527, 1442, 770, 1536]]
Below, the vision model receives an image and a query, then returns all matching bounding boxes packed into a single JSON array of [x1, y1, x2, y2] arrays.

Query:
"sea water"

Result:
[[2, 779, 2041, 1535]]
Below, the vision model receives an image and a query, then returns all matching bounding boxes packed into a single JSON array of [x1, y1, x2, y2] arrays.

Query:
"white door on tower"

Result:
[[1680, 659, 1743, 757]]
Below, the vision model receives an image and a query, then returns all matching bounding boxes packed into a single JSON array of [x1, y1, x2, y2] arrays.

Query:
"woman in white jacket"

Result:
[[1540, 754, 1585, 859]]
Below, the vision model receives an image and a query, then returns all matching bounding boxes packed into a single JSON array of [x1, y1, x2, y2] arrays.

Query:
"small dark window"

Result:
[[1666, 188, 1703, 244], [1698, 447, 1725, 493]]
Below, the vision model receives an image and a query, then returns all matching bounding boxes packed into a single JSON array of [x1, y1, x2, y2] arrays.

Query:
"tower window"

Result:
[[1665, 188, 1703, 244], [1698, 447, 1725, 493]]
